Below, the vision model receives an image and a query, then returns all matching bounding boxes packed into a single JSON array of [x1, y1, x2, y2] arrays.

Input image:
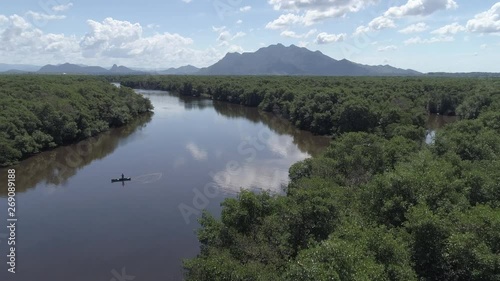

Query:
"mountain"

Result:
[[37, 63, 146, 75], [2, 69, 30, 74], [361, 64, 421, 76], [0, 45, 428, 76], [0, 63, 40, 72], [39, 63, 110, 74], [109, 64, 144, 74], [198, 44, 421, 76], [157, 65, 200, 75]]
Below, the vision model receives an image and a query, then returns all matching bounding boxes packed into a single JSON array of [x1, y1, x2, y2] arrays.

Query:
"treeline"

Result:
[[172, 76, 499, 280], [0, 75, 153, 166], [117, 76, 497, 136]]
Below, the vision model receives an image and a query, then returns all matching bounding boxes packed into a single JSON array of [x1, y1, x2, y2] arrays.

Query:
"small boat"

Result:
[[111, 177, 131, 183]]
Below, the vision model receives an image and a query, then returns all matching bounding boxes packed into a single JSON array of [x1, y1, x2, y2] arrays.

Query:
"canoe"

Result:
[[111, 178, 131, 183]]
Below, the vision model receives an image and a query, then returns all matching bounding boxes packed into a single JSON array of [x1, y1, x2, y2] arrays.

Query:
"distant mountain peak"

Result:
[[198, 44, 421, 76], [157, 64, 200, 75], [37, 62, 144, 75]]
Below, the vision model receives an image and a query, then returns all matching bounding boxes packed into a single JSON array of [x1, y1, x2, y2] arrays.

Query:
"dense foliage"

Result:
[[0, 75, 153, 166], [117, 76, 497, 137], [140, 76, 500, 281], [6, 74, 497, 279]]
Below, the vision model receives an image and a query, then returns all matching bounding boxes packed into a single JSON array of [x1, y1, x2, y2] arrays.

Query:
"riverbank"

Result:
[[117, 76, 495, 139], [109, 75, 500, 280], [0, 75, 153, 167]]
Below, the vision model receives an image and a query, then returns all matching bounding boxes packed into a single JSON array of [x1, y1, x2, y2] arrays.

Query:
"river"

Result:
[[0, 89, 330, 281]]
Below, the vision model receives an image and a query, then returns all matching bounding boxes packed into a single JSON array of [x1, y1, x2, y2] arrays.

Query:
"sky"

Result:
[[0, 0, 499, 72]]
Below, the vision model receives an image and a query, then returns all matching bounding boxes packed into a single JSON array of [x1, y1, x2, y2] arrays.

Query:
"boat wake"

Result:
[[133, 173, 163, 184]]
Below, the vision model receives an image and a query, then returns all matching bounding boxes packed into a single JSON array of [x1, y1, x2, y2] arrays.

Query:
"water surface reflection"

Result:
[[0, 90, 330, 281]]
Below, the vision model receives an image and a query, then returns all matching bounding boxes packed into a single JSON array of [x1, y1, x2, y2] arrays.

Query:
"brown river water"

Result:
[[0, 88, 455, 281], [0, 89, 330, 281]]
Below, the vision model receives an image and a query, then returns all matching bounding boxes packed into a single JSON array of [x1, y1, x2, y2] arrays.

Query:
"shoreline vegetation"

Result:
[[117, 76, 497, 134], [0, 75, 153, 167], [1, 74, 499, 280], [114, 75, 500, 280]]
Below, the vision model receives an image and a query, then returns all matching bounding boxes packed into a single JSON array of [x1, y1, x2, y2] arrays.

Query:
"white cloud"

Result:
[[266, 0, 378, 28], [240, 6, 251, 12], [146, 23, 160, 29], [368, 16, 396, 30], [353, 15, 395, 35], [0, 14, 79, 61], [80, 17, 144, 57], [182, 0, 192, 3], [404, 35, 454, 45], [0, 14, 225, 68], [466, 3, 500, 33], [384, 0, 458, 18], [399, 22, 429, 33], [280, 30, 298, 38], [52, 3, 73, 12], [378, 45, 398, 52], [232, 31, 246, 40], [213, 26, 246, 44], [212, 26, 226, 32], [0, 15, 8, 24], [26, 11, 66, 21], [265, 13, 304, 29], [280, 29, 316, 38], [315, 32, 346, 44], [228, 44, 244, 53], [353, 1, 457, 37], [353, 25, 370, 36], [186, 142, 207, 161], [77, 18, 225, 68], [236, 19, 243, 24], [480, 44, 488, 49], [431, 22, 465, 34], [268, 0, 377, 14]]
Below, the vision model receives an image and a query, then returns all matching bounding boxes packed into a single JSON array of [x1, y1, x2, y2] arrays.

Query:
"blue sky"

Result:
[[0, 0, 499, 72]]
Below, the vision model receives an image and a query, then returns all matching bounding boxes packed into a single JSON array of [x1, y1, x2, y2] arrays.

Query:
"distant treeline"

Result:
[[0, 75, 153, 166], [117, 76, 499, 135]]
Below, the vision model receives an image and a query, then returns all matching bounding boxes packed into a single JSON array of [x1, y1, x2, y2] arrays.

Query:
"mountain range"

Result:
[[198, 44, 420, 76], [0, 63, 41, 72], [156, 65, 200, 75], [37, 63, 144, 75], [1, 44, 498, 76]]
